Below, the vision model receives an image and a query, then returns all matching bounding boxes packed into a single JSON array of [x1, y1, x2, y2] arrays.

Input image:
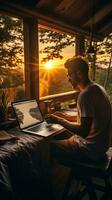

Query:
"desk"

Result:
[[0, 130, 55, 200], [0, 109, 76, 200]]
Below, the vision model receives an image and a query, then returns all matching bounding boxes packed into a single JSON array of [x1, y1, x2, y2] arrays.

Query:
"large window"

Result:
[[1, 14, 111, 104], [39, 26, 75, 97], [0, 15, 76, 105], [0, 14, 25, 104]]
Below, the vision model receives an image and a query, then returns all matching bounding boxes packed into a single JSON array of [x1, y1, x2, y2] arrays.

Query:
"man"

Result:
[[47, 56, 112, 162]]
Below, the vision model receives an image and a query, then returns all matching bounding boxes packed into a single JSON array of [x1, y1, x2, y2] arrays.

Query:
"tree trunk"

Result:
[[104, 51, 112, 89]]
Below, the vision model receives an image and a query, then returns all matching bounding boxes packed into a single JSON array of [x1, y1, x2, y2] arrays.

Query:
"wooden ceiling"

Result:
[[0, 0, 112, 40]]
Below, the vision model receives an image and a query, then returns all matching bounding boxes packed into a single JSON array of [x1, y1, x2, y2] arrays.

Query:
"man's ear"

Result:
[[76, 70, 83, 81]]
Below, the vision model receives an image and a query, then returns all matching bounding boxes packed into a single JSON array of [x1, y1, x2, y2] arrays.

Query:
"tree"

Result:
[[104, 51, 112, 89], [39, 28, 75, 62], [96, 33, 112, 88], [0, 15, 24, 89], [0, 15, 23, 68]]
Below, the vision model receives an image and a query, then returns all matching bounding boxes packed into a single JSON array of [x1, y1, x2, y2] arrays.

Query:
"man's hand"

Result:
[[54, 111, 77, 122], [45, 112, 82, 134], [45, 113, 60, 124]]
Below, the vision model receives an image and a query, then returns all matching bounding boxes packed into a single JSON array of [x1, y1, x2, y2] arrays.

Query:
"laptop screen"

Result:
[[12, 99, 43, 129]]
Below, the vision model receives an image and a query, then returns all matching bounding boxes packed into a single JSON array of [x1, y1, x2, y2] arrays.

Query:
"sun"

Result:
[[44, 60, 54, 70]]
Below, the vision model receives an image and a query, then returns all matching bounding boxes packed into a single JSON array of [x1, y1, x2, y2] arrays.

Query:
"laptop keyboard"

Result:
[[28, 124, 55, 132], [28, 124, 44, 132]]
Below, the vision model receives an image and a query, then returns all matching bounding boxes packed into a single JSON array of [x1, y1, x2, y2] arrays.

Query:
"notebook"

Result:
[[12, 99, 63, 137]]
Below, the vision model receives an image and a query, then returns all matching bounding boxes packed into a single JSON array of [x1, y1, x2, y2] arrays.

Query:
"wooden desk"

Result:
[[0, 126, 71, 200]]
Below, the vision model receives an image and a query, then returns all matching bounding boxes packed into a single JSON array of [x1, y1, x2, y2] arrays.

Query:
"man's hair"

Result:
[[64, 56, 89, 76]]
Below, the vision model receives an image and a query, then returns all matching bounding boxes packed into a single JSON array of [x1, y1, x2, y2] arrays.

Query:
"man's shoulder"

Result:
[[88, 83, 105, 92], [78, 90, 90, 105], [78, 83, 102, 102], [82, 83, 105, 96]]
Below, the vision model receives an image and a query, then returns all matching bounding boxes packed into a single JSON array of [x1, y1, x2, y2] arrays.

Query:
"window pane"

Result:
[[0, 14, 25, 104], [85, 36, 112, 103], [39, 26, 75, 97]]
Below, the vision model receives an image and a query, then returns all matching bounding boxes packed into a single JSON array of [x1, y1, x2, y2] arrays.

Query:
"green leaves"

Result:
[[39, 28, 75, 62], [0, 15, 23, 68]]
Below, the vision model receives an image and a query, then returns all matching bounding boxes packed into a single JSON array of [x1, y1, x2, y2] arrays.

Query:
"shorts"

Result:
[[50, 133, 88, 164]]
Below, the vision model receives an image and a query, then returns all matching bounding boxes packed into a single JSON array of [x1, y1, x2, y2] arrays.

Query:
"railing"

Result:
[[39, 91, 79, 115]]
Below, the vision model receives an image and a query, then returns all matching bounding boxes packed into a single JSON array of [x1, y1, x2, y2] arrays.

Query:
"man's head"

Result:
[[64, 56, 90, 90]]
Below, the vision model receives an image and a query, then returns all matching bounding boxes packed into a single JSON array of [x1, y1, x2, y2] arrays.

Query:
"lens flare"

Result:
[[44, 60, 54, 70]]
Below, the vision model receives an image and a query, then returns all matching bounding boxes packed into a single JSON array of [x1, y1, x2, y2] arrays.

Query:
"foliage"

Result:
[[0, 15, 24, 90], [0, 67, 24, 88], [15, 86, 25, 101], [97, 33, 112, 58], [95, 67, 112, 102], [0, 15, 23, 68], [96, 33, 112, 90], [39, 28, 75, 62]]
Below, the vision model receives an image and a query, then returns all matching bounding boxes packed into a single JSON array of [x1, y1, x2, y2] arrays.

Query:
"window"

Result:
[[85, 35, 112, 103], [0, 14, 25, 104], [39, 25, 75, 97]]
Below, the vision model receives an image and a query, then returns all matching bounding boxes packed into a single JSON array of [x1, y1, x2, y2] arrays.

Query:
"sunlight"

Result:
[[44, 60, 54, 70]]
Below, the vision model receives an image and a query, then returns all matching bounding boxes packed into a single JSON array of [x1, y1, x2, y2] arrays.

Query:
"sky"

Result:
[[39, 44, 75, 70]]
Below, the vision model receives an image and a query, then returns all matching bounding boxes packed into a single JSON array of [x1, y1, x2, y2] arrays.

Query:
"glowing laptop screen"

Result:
[[12, 99, 43, 129]]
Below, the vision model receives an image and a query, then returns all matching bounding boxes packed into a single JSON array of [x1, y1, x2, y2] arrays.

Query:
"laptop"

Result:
[[12, 99, 63, 137]]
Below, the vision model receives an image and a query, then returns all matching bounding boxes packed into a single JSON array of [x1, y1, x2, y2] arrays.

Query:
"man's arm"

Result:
[[46, 114, 92, 138]]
